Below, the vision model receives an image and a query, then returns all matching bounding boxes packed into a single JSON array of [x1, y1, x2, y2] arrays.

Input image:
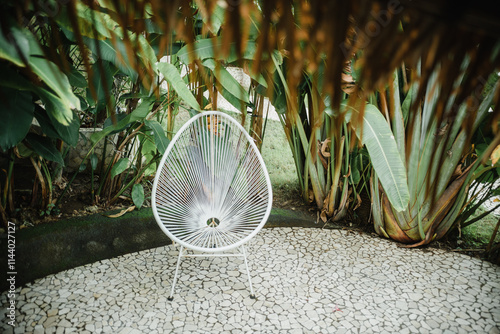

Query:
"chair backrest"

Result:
[[152, 111, 273, 253]]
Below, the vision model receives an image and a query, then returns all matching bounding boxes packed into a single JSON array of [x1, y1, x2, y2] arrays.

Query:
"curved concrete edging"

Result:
[[0, 207, 318, 292]]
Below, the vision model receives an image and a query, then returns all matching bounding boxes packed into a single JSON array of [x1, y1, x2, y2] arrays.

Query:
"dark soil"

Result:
[[8, 171, 137, 229]]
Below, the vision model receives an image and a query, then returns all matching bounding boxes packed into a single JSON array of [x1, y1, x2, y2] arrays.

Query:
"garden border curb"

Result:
[[0, 207, 318, 292]]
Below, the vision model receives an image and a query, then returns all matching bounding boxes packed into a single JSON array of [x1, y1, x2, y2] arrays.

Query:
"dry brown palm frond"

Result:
[[5, 0, 500, 152]]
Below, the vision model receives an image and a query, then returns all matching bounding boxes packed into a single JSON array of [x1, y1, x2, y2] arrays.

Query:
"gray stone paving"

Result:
[[1, 227, 500, 333]]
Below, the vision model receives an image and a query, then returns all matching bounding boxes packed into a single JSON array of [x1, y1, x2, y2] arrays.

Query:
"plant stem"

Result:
[[463, 203, 500, 228], [91, 166, 95, 204], [40, 159, 53, 206], [486, 217, 500, 253], [54, 165, 81, 210], [0, 202, 7, 227], [30, 157, 47, 209], [1, 150, 14, 209], [109, 154, 158, 204]]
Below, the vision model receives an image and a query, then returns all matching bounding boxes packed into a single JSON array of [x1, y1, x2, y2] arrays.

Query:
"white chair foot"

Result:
[[168, 246, 184, 301]]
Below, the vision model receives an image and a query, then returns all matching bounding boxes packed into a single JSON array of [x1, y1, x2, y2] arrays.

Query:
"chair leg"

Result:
[[241, 245, 256, 299], [168, 245, 184, 301]]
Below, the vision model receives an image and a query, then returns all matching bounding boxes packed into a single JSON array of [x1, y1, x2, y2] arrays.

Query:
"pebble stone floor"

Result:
[[1, 227, 500, 333]]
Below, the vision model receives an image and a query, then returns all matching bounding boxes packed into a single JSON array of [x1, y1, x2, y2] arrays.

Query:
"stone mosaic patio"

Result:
[[1, 227, 499, 333]]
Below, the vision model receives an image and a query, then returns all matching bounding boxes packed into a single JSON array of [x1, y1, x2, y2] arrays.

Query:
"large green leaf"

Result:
[[35, 87, 74, 126], [177, 37, 232, 64], [344, 103, 410, 212], [63, 28, 157, 78], [391, 71, 405, 165], [245, 61, 268, 88], [406, 102, 421, 203], [435, 79, 498, 197], [0, 62, 78, 148], [91, 60, 117, 113], [177, 37, 271, 65], [49, 111, 80, 148], [0, 64, 34, 91], [0, 26, 29, 67], [218, 85, 249, 112], [90, 97, 155, 144], [61, 27, 134, 79], [111, 158, 130, 178], [67, 66, 88, 88], [29, 56, 80, 112], [70, 2, 156, 72], [0, 89, 34, 150], [131, 183, 144, 210], [25, 133, 64, 165], [34, 107, 80, 147], [34, 106, 60, 140], [129, 31, 158, 72], [202, 4, 225, 34], [157, 62, 201, 111], [90, 153, 99, 171], [145, 120, 170, 154], [87, 37, 137, 80], [56, 2, 114, 39]]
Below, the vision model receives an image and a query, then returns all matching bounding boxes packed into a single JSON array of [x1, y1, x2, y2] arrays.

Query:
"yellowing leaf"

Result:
[[491, 145, 500, 166]]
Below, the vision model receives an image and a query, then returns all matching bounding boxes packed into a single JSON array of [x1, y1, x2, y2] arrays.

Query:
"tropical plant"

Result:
[[51, 2, 198, 210], [0, 0, 190, 221], [455, 112, 500, 260], [1, 0, 270, 223], [271, 59, 409, 222], [3, 0, 500, 236], [0, 2, 81, 220], [371, 65, 500, 246]]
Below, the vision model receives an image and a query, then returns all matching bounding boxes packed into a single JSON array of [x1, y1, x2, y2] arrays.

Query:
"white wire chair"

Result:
[[152, 111, 273, 300]]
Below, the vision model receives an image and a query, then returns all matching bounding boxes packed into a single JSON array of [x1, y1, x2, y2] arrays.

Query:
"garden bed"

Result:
[[0, 205, 318, 292]]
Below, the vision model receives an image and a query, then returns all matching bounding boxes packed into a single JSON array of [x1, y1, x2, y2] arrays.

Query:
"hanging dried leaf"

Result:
[[320, 138, 331, 158]]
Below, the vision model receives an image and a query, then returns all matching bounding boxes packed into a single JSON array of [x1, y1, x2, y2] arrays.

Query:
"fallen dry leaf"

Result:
[[105, 206, 136, 218]]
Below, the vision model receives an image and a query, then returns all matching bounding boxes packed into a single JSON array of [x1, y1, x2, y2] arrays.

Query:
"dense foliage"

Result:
[[0, 0, 499, 255]]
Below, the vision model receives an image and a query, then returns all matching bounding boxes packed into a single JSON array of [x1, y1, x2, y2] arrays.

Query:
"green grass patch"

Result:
[[461, 207, 500, 248], [259, 119, 299, 191]]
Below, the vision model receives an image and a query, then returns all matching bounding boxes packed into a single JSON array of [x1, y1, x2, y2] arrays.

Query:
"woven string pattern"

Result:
[[153, 112, 272, 252]]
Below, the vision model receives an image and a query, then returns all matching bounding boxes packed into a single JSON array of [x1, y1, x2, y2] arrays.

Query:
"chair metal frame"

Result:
[[152, 111, 273, 300]]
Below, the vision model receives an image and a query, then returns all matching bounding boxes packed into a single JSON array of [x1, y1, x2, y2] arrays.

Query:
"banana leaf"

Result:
[[0, 89, 34, 150], [30, 56, 80, 115], [202, 58, 249, 104], [157, 62, 201, 111]]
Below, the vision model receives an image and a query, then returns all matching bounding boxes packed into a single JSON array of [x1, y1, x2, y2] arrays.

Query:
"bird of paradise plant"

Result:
[[371, 64, 499, 246]]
